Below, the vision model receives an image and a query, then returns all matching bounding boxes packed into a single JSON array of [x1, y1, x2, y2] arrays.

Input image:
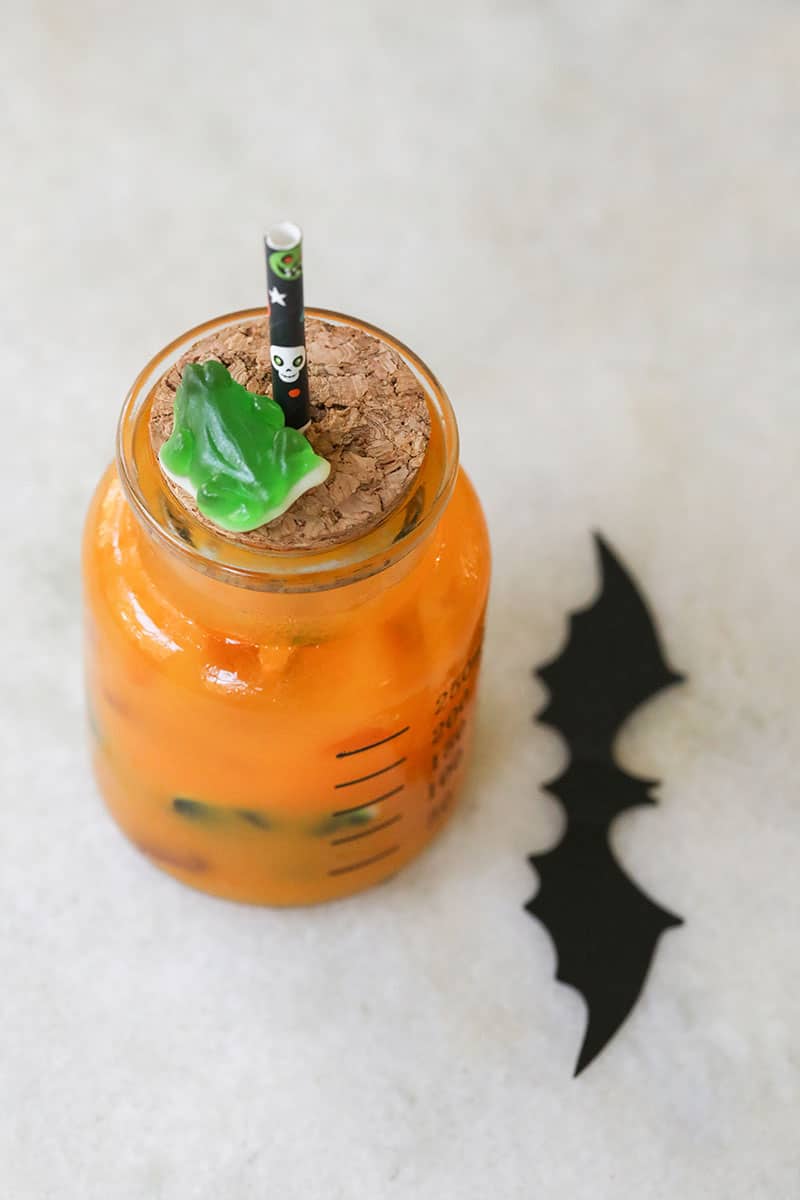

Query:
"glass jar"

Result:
[[83, 308, 491, 905]]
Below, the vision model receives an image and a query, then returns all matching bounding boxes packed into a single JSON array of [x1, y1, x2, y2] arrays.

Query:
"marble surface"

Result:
[[2, 2, 799, 1196]]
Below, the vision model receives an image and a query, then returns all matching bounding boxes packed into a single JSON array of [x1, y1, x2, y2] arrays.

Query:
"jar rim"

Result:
[[116, 307, 460, 592]]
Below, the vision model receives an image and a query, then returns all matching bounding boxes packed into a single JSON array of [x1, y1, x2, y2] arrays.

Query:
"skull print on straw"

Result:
[[271, 344, 306, 384], [265, 222, 310, 429]]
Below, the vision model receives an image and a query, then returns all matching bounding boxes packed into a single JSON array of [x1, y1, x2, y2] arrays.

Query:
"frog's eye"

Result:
[[274, 355, 283, 366], [293, 356, 303, 368]]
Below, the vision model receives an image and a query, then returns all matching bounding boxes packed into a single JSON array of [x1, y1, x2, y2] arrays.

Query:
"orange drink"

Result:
[[83, 309, 490, 904]]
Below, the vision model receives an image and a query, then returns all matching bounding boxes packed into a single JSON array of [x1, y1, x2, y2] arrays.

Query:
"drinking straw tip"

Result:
[[266, 221, 302, 251]]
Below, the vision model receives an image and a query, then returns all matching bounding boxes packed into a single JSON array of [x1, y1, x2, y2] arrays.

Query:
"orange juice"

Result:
[[83, 309, 490, 905]]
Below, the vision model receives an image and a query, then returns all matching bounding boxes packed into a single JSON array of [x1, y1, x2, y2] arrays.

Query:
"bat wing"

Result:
[[527, 832, 682, 1075], [537, 534, 683, 759]]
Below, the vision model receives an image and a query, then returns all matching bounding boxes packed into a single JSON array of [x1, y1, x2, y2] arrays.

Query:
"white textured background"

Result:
[[2, 2, 799, 1196]]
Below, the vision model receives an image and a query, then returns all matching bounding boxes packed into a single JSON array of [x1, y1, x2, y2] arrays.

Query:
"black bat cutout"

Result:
[[526, 533, 685, 1075]]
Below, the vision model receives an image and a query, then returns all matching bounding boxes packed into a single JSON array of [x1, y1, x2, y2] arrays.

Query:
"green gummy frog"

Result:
[[159, 360, 329, 533]]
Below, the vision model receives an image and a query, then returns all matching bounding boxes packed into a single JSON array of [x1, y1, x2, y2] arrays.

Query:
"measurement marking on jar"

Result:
[[333, 785, 405, 817], [334, 758, 407, 789], [336, 726, 411, 759], [328, 846, 400, 876], [330, 814, 403, 846]]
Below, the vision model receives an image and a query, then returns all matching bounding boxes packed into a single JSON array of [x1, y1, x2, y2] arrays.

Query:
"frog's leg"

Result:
[[159, 427, 195, 477], [196, 471, 267, 533], [257, 427, 331, 524], [252, 392, 286, 430]]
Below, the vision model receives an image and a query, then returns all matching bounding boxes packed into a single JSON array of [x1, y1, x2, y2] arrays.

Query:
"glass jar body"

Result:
[[83, 311, 490, 904]]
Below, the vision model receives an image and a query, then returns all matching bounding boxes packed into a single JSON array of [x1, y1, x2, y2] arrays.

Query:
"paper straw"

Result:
[[264, 221, 309, 429]]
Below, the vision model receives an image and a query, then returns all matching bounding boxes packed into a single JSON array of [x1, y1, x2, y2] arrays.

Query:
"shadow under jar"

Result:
[[82, 308, 491, 905]]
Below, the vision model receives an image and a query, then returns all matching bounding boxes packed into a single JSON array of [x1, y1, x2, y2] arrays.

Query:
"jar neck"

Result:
[[136, 523, 432, 641], [116, 307, 459, 601]]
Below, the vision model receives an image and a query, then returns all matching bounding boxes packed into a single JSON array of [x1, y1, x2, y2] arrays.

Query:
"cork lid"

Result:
[[149, 316, 431, 551]]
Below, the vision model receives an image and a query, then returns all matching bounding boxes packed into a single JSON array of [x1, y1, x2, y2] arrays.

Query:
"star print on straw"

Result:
[[269, 285, 287, 307]]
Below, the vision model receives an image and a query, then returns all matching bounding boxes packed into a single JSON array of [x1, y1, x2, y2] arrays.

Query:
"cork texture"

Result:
[[149, 316, 430, 550]]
